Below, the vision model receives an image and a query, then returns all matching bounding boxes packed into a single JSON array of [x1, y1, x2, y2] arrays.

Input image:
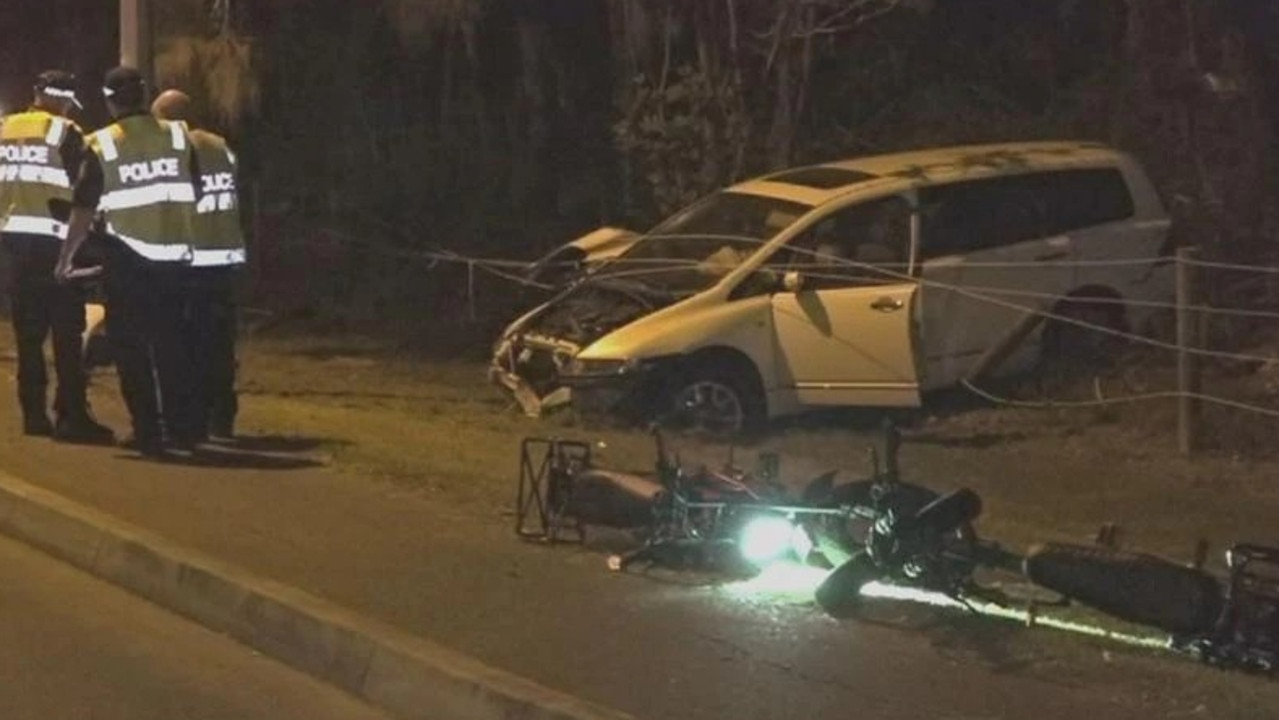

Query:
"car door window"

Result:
[[918, 176, 1047, 260], [778, 196, 913, 290], [1037, 168, 1134, 235]]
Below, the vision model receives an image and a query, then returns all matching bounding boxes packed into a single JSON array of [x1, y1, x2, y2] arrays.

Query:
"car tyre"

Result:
[[1042, 293, 1128, 368], [662, 355, 766, 439]]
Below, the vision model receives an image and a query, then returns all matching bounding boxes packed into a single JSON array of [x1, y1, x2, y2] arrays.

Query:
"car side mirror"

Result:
[[783, 270, 805, 293]]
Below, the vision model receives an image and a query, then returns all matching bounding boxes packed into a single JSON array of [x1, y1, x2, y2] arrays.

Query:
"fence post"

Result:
[[467, 260, 477, 323], [1177, 246, 1201, 456]]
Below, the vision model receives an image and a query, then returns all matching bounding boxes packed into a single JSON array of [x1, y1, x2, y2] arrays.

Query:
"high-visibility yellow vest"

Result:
[[87, 115, 196, 262], [189, 128, 246, 267], [0, 110, 77, 239]]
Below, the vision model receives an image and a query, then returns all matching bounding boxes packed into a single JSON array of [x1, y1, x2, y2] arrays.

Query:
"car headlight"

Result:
[[566, 358, 637, 376]]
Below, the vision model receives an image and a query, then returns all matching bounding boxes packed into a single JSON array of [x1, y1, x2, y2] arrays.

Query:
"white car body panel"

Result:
[[493, 141, 1174, 423]]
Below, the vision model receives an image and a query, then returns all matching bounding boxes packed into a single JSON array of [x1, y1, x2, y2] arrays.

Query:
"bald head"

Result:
[[151, 89, 192, 122]]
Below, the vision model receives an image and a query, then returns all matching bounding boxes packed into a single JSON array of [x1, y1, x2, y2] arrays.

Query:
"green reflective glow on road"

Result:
[[723, 561, 1172, 652]]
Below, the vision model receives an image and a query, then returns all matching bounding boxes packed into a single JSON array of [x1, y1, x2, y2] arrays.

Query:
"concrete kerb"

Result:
[[0, 469, 634, 720]]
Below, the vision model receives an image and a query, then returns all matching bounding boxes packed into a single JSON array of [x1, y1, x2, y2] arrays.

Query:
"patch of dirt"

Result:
[[4, 318, 1272, 568], [216, 331, 1279, 571]]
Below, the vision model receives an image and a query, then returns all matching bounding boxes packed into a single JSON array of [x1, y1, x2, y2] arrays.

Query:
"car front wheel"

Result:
[[662, 356, 765, 439]]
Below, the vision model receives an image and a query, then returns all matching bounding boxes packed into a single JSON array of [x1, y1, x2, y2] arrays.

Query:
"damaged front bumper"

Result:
[[489, 333, 661, 419], [489, 273, 673, 419], [490, 331, 581, 417]]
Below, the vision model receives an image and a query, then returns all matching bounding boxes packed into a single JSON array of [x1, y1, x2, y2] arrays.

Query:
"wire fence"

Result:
[[258, 221, 1279, 436]]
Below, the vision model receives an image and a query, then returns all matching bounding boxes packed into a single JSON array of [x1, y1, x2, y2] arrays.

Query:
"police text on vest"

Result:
[[118, 158, 180, 184], [0, 145, 51, 164], [202, 172, 235, 193]]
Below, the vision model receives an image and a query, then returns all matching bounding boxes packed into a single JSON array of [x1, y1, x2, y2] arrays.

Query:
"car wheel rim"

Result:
[[672, 381, 744, 436]]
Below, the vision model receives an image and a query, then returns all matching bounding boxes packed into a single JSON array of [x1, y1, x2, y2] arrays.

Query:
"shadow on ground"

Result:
[[115, 449, 322, 470], [220, 434, 343, 454], [113, 434, 344, 470]]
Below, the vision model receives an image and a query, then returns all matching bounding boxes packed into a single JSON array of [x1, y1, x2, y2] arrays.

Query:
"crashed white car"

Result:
[[491, 141, 1173, 435]]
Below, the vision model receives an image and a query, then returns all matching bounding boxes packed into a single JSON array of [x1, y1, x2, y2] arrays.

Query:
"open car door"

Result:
[[767, 193, 922, 408], [771, 282, 921, 407]]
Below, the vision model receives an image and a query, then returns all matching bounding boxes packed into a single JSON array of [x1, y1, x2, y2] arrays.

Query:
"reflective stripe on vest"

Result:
[[89, 116, 196, 260], [190, 247, 247, 266], [93, 128, 119, 160], [0, 110, 77, 240], [104, 220, 195, 262], [169, 121, 187, 150], [45, 118, 67, 146], [1, 215, 66, 237], [100, 181, 196, 211], [0, 163, 70, 188]]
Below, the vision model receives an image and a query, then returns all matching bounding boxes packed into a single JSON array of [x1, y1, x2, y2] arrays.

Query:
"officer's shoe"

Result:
[[207, 421, 235, 443], [23, 415, 54, 437], [166, 435, 198, 455], [54, 416, 117, 446], [119, 434, 167, 459]]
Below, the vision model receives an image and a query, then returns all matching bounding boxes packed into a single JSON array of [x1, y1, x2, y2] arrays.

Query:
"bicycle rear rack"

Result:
[[515, 437, 592, 543]]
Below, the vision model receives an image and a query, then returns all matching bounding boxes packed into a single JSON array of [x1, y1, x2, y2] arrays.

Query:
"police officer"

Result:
[[0, 70, 114, 442], [56, 67, 200, 457], [151, 89, 246, 441]]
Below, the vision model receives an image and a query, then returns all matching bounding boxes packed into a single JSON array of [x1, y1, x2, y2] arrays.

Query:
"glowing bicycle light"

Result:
[[739, 515, 800, 565]]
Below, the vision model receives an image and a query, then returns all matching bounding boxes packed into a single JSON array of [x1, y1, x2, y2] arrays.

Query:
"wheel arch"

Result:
[[1051, 281, 1128, 320], [1041, 283, 1131, 358], [677, 345, 767, 401], [647, 345, 770, 435]]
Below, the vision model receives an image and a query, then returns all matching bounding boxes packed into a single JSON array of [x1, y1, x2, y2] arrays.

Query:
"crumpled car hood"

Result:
[[491, 278, 679, 416], [527, 281, 660, 345]]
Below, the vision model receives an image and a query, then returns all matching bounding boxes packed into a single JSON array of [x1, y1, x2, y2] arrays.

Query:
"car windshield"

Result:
[[599, 191, 811, 293]]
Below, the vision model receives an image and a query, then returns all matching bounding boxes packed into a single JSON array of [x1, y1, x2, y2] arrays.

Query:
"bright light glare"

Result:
[[739, 516, 796, 565], [725, 560, 831, 601], [860, 582, 1170, 650], [727, 570, 1173, 652]]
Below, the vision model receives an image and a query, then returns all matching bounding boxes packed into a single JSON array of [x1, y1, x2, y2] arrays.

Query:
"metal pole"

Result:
[[467, 260, 477, 323], [966, 309, 1047, 387], [119, 0, 153, 84], [1177, 246, 1201, 456]]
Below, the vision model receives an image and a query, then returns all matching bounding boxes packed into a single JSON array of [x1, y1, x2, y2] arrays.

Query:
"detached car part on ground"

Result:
[[514, 423, 1279, 675], [491, 141, 1174, 436]]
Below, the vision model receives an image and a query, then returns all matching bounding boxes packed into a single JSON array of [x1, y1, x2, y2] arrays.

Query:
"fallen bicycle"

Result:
[[512, 423, 1279, 675]]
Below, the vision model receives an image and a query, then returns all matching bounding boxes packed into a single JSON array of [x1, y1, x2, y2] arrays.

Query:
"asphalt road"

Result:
[[0, 533, 390, 720], [5, 433, 1276, 720], [2, 347, 1279, 719]]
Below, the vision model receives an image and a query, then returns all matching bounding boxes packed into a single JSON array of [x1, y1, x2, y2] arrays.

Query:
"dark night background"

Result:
[[3, 0, 1279, 350]]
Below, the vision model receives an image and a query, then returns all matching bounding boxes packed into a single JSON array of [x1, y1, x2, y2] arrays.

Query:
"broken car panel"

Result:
[[491, 141, 1174, 435]]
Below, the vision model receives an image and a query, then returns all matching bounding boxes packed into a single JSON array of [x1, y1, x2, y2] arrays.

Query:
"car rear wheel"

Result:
[[1042, 293, 1128, 367]]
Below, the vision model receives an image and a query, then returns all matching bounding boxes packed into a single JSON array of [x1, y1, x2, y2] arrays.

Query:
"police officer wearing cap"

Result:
[[56, 67, 201, 457], [0, 70, 114, 443], [152, 88, 246, 441]]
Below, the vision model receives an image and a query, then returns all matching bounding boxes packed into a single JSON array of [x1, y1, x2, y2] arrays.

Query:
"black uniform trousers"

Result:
[[1, 232, 89, 427], [103, 242, 199, 447], [185, 265, 238, 439]]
